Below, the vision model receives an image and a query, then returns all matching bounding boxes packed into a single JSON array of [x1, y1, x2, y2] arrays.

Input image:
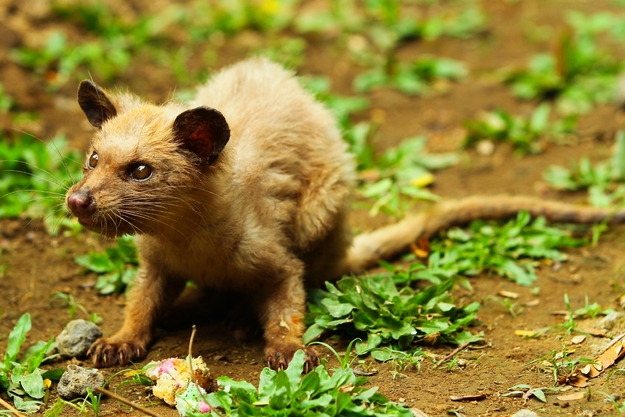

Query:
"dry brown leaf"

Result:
[[561, 374, 588, 387], [566, 333, 625, 384], [498, 290, 519, 299], [410, 242, 429, 259], [552, 310, 571, 317], [557, 392, 585, 401], [410, 408, 430, 417], [450, 394, 486, 401]]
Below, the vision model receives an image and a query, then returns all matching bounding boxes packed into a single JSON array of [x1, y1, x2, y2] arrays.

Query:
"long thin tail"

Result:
[[342, 195, 625, 275]]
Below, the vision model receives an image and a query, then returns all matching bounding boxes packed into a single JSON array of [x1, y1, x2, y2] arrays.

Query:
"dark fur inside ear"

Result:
[[78, 80, 117, 128], [173, 106, 230, 165]]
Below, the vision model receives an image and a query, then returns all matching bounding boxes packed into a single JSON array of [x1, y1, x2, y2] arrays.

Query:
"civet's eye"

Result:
[[88, 152, 98, 169], [130, 164, 153, 181]]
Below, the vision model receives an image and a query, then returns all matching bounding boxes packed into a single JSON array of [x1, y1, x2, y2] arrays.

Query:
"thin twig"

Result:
[[437, 342, 470, 366], [0, 397, 27, 417], [188, 324, 198, 385], [94, 387, 162, 417]]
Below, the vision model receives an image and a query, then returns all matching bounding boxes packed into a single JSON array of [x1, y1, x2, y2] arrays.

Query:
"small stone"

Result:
[[56, 319, 102, 358], [598, 312, 625, 331], [476, 140, 495, 156], [57, 364, 105, 400], [511, 410, 539, 417]]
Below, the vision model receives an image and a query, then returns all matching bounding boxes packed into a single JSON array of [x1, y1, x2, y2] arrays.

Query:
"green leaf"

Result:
[[529, 103, 551, 133], [4, 313, 31, 369], [41, 368, 65, 381], [285, 350, 305, 391], [44, 398, 65, 417], [20, 370, 44, 399]]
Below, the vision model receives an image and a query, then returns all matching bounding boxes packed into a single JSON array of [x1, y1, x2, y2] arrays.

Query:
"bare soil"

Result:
[[2, 0, 625, 416]]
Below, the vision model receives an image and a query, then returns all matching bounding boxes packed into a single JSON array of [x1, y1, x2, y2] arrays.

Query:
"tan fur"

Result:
[[67, 58, 625, 370]]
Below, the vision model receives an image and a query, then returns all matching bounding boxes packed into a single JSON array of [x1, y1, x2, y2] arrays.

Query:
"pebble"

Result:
[[598, 312, 624, 331], [511, 410, 539, 417], [56, 319, 102, 358], [57, 364, 105, 400]]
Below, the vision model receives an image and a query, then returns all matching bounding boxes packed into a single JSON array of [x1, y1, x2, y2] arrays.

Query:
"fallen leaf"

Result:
[[450, 394, 486, 401], [410, 242, 429, 259], [551, 310, 571, 317], [557, 392, 585, 401], [563, 374, 588, 387], [571, 335, 586, 344], [124, 369, 142, 377], [498, 290, 519, 299], [410, 408, 430, 417], [353, 367, 378, 377], [515, 330, 536, 337], [565, 333, 625, 384]]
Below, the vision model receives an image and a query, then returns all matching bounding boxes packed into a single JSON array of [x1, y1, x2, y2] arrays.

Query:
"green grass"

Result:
[[74, 236, 138, 295], [504, 24, 623, 115], [0, 314, 60, 414], [543, 131, 625, 207], [0, 133, 82, 235], [304, 270, 482, 355], [427, 211, 586, 286], [172, 350, 413, 416], [463, 104, 577, 155]]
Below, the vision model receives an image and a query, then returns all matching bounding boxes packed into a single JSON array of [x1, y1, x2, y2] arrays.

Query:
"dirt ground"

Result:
[[3, 0, 625, 416]]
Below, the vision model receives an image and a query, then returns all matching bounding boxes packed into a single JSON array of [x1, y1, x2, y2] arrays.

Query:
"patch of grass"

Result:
[[191, 350, 413, 416], [528, 346, 597, 384], [355, 135, 458, 217], [502, 383, 559, 403], [504, 27, 623, 115], [12, 2, 180, 88], [427, 211, 586, 286], [304, 267, 482, 355], [543, 131, 625, 207], [0, 313, 59, 414], [74, 236, 138, 295], [487, 295, 524, 317], [0, 133, 82, 235], [296, 2, 487, 48], [181, 0, 299, 40], [45, 387, 102, 417], [354, 55, 467, 95], [463, 104, 577, 155], [0, 83, 13, 113], [50, 292, 103, 324]]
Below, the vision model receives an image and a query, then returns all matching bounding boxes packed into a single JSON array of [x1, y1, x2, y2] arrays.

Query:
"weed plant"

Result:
[[544, 131, 625, 207]]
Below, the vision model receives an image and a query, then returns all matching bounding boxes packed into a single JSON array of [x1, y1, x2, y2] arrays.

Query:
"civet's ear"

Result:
[[172, 106, 230, 165], [77, 80, 117, 128]]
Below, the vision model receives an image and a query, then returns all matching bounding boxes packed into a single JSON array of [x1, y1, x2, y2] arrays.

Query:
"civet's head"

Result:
[[66, 80, 230, 238]]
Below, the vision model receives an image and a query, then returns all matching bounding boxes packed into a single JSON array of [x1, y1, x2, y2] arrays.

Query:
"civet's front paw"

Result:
[[266, 343, 320, 373], [87, 338, 147, 367]]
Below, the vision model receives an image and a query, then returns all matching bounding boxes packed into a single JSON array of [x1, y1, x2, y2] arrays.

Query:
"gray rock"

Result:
[[57, 364, 105, 400], [56, 320, 102, 358], [598, 312, 625, 331], [511, 410, 539, 417]]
